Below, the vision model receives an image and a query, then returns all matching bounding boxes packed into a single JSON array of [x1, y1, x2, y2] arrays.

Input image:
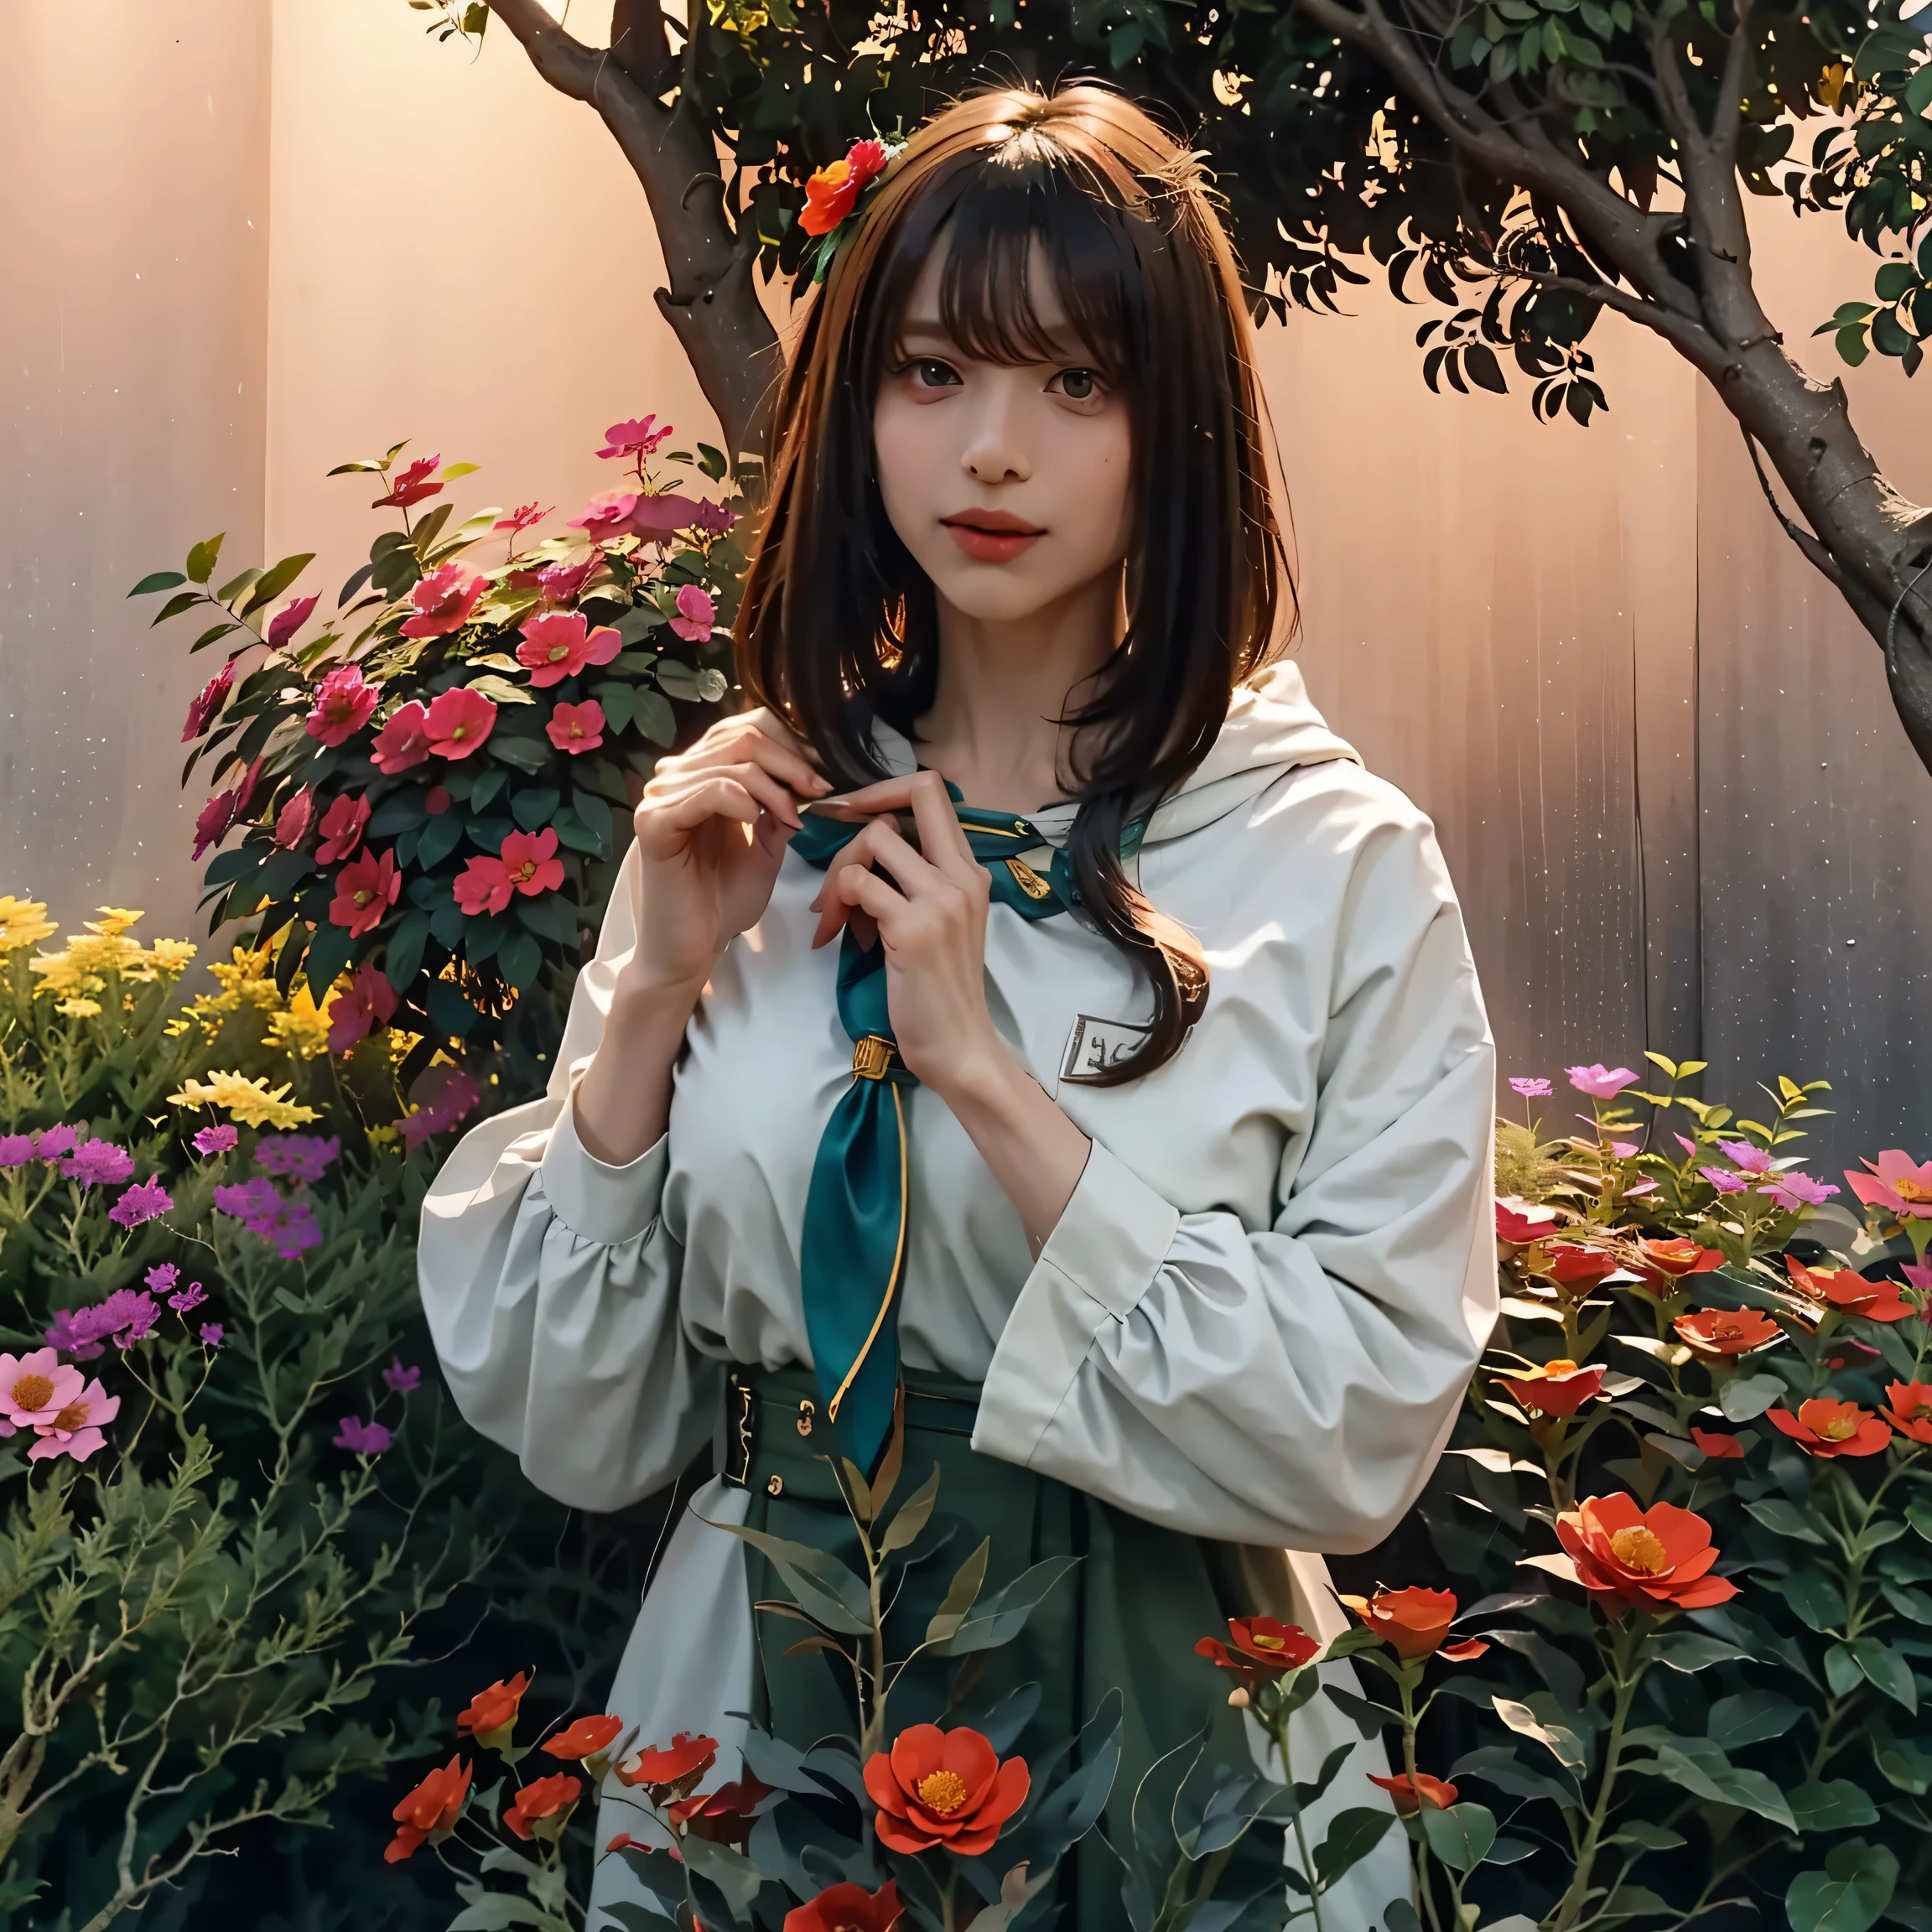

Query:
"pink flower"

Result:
[[1509, 1076, 1553, 1099], [182, 661, 235, 741], [192, 1123, 239, 1156], [670, 584, 716, 642], [1845, 1150, 1932, 1220], [494, 502, 550, 541], [400, 563, 489, 641], [0, 1349, 82, 1432], [384, 1358, 422, 1394], [536, 559, 594, 605], [1699, 1166, 1751, 1195], [625, 494, 705, 541], [330, 848, 401, 937], [374, 454, 443, 511], [34, 1126, 76, 1161], [501, 828, 564, 896], [424, 688, 497, 760], [108, 1177, 174, 1228], [267, 594, 319, 652], [516, 611, 622, 687], [335, 1415, 392, 1454], [545, 701, 606, 755], [596, 415, 673, 461], [425, 785, 452, 814], [256, 1134, 340, 1184], [1610, 1141, 1639, 1159], [315, 793, 371, 865], [306, 665, 381, 747], [568, 491, 640, 541], [371, 700, 434, 773], [688, 499, 737, 537], [1760, 1171, 1841, 1210], [402, 1065, 482, 1147], [274, 787, 315, 849], [26, 1374, 120, 1464], [1567, 1064, 1637, 1099], [216, 1177, 283, 1223], [454, 856, 512, 917], [1716, 1139, 1775, 1174], [328, 960, 400, 1052], [192, 787, 242, 861], [65, 1140, 135, 1187]]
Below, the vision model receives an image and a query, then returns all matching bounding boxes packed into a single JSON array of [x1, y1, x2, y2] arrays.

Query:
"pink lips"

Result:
[[942, 510, 1043, 564]]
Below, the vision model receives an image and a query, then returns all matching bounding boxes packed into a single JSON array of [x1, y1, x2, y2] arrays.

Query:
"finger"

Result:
[[719, 710, 829, 795], [903, 769, 978, 877], [855, 818, 951, 901], [647, 761, 801, 828], [809, 824, 896, 948], [636, 777, 759, 852], [813, 854, 905, 949], [822, 775, 922, 816]]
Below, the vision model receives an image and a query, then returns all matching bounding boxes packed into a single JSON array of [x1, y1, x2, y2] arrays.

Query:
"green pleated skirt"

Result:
[[726, 1363, 1277, 1930]]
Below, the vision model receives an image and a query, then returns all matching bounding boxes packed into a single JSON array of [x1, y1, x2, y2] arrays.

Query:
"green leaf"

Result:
[[216, 566, 263, 604], [150, 589, 205, 627], [1420, 1801, 1496, 1872], [441, 460, 480, 480], [497, 930, 543, 992], [592, 682, 637, 736], [1743, 1497, 1830, 1545], [1706, 1691, 1803, 1750], [932, 1555, 1080, 1655], [1786, 1780, 1879, 1830], [466, 673, 535, 707], [656, 658, 709, 703], [1842, 1637, 1918, 1712], [1907, 1501, 1932, 1544], [491, 734, 551, 774], [129, 569, 187, 597], [877, 1466, 940, 1556], [417, 813, 465, 871], [1628, 1735, 1795, 1830], [426, 978, 479, 1037], [512, 786, 561, 831], [515, 895, 564, 943], [696, 442, 729, 480], [1312, 1807, 1394, 1889], [1491, 1696, 1587, 1775], [1719, 1372, 1785, 1420], [925, 1537, 990, 1645], [187, 532, 226, 581], [1446, 1745, 1577, 1809], [1785, 1840, 1898, 1932], [304, 922, 356, 1001], [634, 688, 676, 747], [1767, 1568, 1848, 1633], [385, 911, 431, 995], [699, 1515, 873, 1635], [242, 551, 316, 615], [1649, 1633, 1747, 1672]]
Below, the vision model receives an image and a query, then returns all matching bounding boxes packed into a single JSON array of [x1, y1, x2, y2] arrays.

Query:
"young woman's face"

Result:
[[872, 238, 1134, 626]]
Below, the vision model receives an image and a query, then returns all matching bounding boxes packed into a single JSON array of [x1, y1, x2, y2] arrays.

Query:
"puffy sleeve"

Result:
[[418, 844, 719, 1512], [972, 792, 1498, 1552]]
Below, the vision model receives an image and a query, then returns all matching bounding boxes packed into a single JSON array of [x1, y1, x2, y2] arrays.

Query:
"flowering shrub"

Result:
[[133, 417, 742, 1072]]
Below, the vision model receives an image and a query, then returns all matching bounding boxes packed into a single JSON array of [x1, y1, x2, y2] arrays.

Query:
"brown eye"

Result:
[[1052, 368, 1100, 401], [911, 359, 962, 389]]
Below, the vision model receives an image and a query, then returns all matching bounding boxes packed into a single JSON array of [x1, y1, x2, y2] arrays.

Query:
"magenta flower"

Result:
[[0, 1135, 34, 1167], [0, 1349, 82, 1431], [1716, 1139, 1775, 1174], [334, 1416, 392, 1454], [274, 786, 315, 850], [305, 665, 381, 747], [147, 1263, 180, 1295], [402, 1065, 481, 1147], [169, 1280, 207, 1315], [371, 699, 434, 775], [374, 454, 443, 511], [259, 1200, 322, 1258], [267, 593, 319, 652], [216, 1177, 283, 1223], [315, 794, 371, 866], [200, 1323, 224, 1349], [42, 1308, 101, 1360], [536, 559, 594, 605], [26, 1375, 119, 1463], [64, 1140, 135, 1189], [454, 855, 513, 918], [401, 562, 488, 641], [45, 1287, 162, 1358], [255, 1135, 340, 1185], [193, 1122, 240, 1156], [193, 785, 243, 861], [568, 491, 641, 541], [1566, 1064, 1637, 1099], [34, 1126, 77, 1161], [624, 494, 706, 541], [114, 1295, 160, 1348], [182, 660, 236, 742], [596, 414, 673, 461], [1509, 1077, 1553, 1099], [327, 960, 400, 1053], [669, 584, 716, 643], [1699, 1166, 1751, 1195], [1674, 1133, 1699, 1156], [383, 1358, 422, 1395], [108, 1177, 174, 1229], [424, 687, 497, 761], [1762, 1171, 1841, 1210], [1845, 1149, 1932, 1220], [516, 610, 622, 688], [494, 502, 551, 541], [1609, 1141, 1639, 1159], [688, 499, 737, 537], [545, 700, 606, 755]]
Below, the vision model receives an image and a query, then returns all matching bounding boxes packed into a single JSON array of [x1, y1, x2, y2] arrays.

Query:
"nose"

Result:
[[959, 376, 1032, 486]]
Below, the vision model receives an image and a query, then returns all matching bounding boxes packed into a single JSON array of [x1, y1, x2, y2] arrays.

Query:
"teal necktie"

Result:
[[787, 792, 1079, 1467]]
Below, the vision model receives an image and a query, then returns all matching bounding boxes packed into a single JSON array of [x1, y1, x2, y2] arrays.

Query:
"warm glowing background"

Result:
[[5, 0, 1928, 1156]]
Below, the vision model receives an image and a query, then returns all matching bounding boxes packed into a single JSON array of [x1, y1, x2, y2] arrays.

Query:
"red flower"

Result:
[[267, 593, 319, 652], [1767, 1398, 1892, 1458], [1496, 1358, 1604, 1417], [384, 1755, 471, 1862], [1337, 1587, 1457, 1659], [1845, 1149, 1932, 1220], [1368, 1772, 1458, 1815], [371, 699, 434, 774], [800, 138, 889, 236], [1785, 1257, 1914, 1323], [504, 1771, 580, 1841], [192, 787, 242, 861], [458, 1670, 530, 1748], [543, 1714, 626, 1761], [1555, 1493, 1738, 1613], [424, 686, 498, 761], [784, 1880, 903, 1932], [1690, 1427, 1746, 1459], [1541, 1244, 1618, 1291], [615, 1731, 719, 1796], [597, 415, 674, 462], [494, 501, 551, 540], [182, 661, 235, 741], [374, 454, 443, 511], [305, 664, 379, 747], [454, 856, 513, 918], [1194, 1616, 1319, 1690], [546, 700, 606, 754], [1885, 1382, 1932, 1445], [401, 562, 488, 640], [669, 1773, 776, 1846], [327, 960, 399, 1052], [1494, 1197, 1559, 1244], [1638, 1238, 1725, 1284], [329, 848, 399, 937], [865, 1723, 1028, 1857], [501, 828, 565, 896], [273, 786, 314, 849], [314, 793, 371, 865], [516, 610, 622, 687], [537, 558, 595, 604], [1674, 1307, 1781, 1358]]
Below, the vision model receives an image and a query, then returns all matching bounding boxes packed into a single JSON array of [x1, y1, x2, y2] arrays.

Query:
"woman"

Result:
[[421, 84, 1496, 1928]]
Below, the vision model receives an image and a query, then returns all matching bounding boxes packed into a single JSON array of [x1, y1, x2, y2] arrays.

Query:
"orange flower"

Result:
[[1885, 1381, 1932, 1446], [504, 1770, 580, 1841], [784, 1880, 904, 1932], [863, 1724, 1029, 1857], [1195, 1615, 1320, 1689], [616, 1730, 719, 1798], [670, 1774, 776, 1847], [799, 138, 889, 237], [543, 1713, 626, 1762], [1639, 1238, 1725, 1281], [1368, 1771, 1458, 1814], [1767, 1398, 1892, 1458], [1674, 1307, 1781, 1358], [456, 1670, 529, 1748], [1555, 1493, 1737, 1613], [383, 1754, 471, 1862], [1495, 1358, 1603, 1417], [1785, 1258, 1914, 1323], [1690, 1427, 1745, 1459], [1337, 1586, 1457, 1659]]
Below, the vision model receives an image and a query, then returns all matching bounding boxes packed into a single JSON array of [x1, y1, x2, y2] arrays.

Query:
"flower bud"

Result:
[[1227, 1686, 1250, 1708]]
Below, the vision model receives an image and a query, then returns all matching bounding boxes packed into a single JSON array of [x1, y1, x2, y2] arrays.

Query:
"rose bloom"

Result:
[[457, 1670, 530, 1745], [800, 137, 888, 235], [1494, 1197, 1559, 1245], [515, 610, 621, 687], [384, 1755, 471, 1863], [424, 686, 498, 760], [400, 562, 488, 640], [314, 793, 370, 865], [503, 1771, 579, 1841], [616, 1730, 719, 1796], [546, 699, 606, 755], [1368, 1772, 1458, 1815], [1556, 1493, 1738, 1613], [1195, 1615, 1319, 1690], [543, 1714, 626, 1761], [1785, 1256, 1914, 1322], [1496, 1358, 1603, 1418], [329, 849, 400, 937], [783, 1881, 903, 1932], [1674, 1306, 1782, 1358], [304, 665, 379, 747], [1338, 1586, 1457, 1659], [1885, 1382, 1932, 1445], [371, 699, 434, 775], [501, 828, 565, 896], [865, 1723, 1029, 1857], [1767, 1397, 1892, 1458]]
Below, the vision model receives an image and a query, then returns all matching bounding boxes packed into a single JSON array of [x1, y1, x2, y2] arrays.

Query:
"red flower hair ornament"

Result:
[[799, 138, 901, 280]]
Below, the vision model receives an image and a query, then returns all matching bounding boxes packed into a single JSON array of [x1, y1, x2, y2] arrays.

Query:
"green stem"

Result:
[[1273, 1704, 1327, 1932], [1550, 1624, 1647, 1932]]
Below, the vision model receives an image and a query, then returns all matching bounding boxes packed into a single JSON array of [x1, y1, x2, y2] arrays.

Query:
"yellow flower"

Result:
[[0, 896, 58, 953], [168, 1071, 320, 1129], [85, 907, 145, 937], [151, 938, 198, 972], [28, 951, 89, 995], [268, 986, 333, 1060], [55, 997, 102, 1018]]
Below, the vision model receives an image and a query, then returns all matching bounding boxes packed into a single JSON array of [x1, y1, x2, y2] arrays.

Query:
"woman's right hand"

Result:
[[623, 708, 830, 994]]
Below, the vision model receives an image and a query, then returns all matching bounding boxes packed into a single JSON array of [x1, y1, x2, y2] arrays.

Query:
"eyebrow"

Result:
[[893, 315, 1094, 362]]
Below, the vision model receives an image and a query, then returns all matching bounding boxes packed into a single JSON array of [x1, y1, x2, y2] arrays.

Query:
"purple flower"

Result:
[[333, 1416, 392, 1454], [34, 1125, 77, 1161], [108, 1176, 174, 1228], [63, 1140, 134, 1188], [400, 1065, 481, 1149], [114, 1295, 160, 1348], [44, 1306, 105, 1361], [146, 1262, 181, 1296], [1509, 1077, 1553, 1099], [0, 1135, 34, 1168], [193, 1123, 240, 1156], [1566, 1064, 1638, 1100], [200, 1323, 224, 1348], [382, 1358, 422, 1395], [1699, 1166, 1751, 1195], [215, 1177, 283, 1223], [259, 1200, 321, 1259], [1760, 1172, 1842, 1210], [1674, 1134, 1698, 1156], [169, 1280, 207, 1315], [1716, 1139, 1775, 1175], [47, 1286, 159, 1356], [253, 1134, 340, 1185]]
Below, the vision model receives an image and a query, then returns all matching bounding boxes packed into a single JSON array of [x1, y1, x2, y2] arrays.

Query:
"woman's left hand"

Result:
[[808, 769, 1005, 1100]]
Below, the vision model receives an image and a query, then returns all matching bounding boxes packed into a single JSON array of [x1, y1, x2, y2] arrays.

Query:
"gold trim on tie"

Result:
[[852, 1034, 897, 1081], [1005, 857, 1052, 900], [828, 1081, 909, 1426]]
